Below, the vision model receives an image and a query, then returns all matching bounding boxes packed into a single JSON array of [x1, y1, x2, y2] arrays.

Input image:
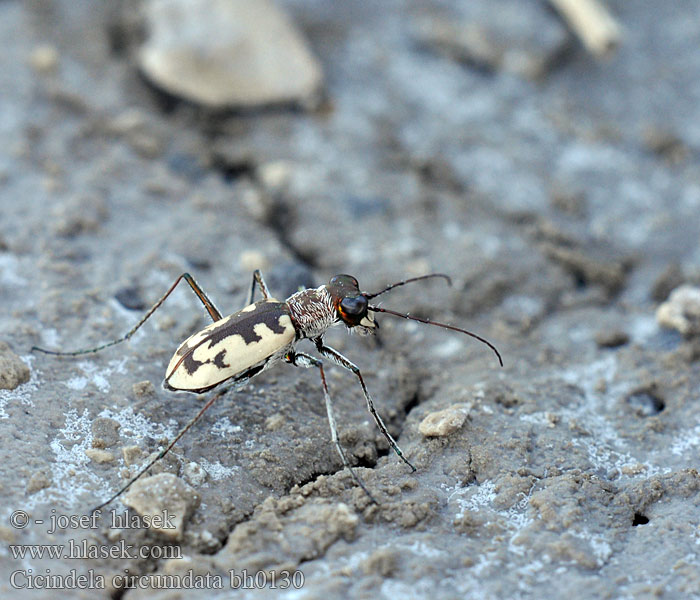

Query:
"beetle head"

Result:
[[327, 274, 376, 335]]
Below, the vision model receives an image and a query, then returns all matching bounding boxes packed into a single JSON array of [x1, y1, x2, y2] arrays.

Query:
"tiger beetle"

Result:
[[33, 270, 503, 509]]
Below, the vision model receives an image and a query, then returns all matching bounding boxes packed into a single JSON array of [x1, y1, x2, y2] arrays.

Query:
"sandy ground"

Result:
[[1, 1, 699, 598]]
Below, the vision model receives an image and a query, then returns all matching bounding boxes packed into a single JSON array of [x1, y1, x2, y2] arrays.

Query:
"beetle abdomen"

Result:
[[164, 300, 296, 392]]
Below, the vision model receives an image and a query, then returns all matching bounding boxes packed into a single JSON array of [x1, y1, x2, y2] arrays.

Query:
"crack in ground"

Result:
[[264, 194, 319, 268], [116, 366, 424, 598], [112, 216, 427, 596]]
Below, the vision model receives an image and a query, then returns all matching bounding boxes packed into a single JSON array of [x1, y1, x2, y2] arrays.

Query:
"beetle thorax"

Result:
[[286, 285, 337, 339]]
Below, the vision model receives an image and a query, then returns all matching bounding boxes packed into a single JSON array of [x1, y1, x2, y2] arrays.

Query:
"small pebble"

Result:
[[29, 45, 59, 74], [138, 0, 323, 108], [183, 461, 208, 487], [594, 329, 629, 348], [651, 263, 684, 302], [122, 473, 200, 541], [122, 445, 143, 466], [656, 285, 700, 336], [239, 250, 268, 272], [26, 472, 51, 495], [115, 286, 146, 311], [132, 380, 156, 398], [85, 448, 115, 463], [419, 403, 471, 437], [0, 342, 30, 390], [265, 413, 285, 431], [91, 417, 121, 448]]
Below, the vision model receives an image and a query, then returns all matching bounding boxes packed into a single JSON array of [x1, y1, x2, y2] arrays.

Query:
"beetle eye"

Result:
[[340, 295, 367, 316], [330, 274, 359, 288]]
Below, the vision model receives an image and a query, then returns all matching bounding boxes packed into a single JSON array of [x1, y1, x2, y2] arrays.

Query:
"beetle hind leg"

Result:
[[90, 385, 229, 514], [32, 272, 223, 357], [287, 351, 378, 504]]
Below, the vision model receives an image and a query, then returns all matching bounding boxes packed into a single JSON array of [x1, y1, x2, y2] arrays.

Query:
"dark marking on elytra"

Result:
[[165, 357, 270, 394], [177, 301, 291, 377], [212, 349, 229, 369]]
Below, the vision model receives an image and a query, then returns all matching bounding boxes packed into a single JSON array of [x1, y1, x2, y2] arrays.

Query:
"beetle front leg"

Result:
[[313, 340, 417, 472], [286, 351, 377, 503]]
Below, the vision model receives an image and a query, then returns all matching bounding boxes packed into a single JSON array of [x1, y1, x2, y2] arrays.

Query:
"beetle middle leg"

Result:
[[246, 269, 272, 305], [32, 272, 222, 356], [286, 350, 378, 504], [313, 339, 417, 472]]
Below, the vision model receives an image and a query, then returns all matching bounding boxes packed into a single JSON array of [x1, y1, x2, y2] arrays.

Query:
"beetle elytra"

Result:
[[33, 270, 502, 508]]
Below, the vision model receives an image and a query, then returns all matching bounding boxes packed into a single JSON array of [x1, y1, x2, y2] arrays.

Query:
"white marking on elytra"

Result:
[[166, 310, 295, 391]]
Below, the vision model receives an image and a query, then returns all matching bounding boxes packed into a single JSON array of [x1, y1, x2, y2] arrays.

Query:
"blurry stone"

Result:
[[239, 250, 268, 273], [594, 329, 629, 348], [26, 472, 51, 495], [0, 526, 15, 544], [29, 45, 59, 74], [91, 417, 121, 448], [627, 386, 665, 417], [212, 498, 358, 573], [651, 263, 684, 302], [85, 448, 115, 463], [114, 286, 146, 311], [239, 184, 271, 222], [265, 413, 285, 431], [361, 547, 399, 577], [414, 1, 569, 80], [131, 380, 156, 398], [657, 285, 700, 337], [0, 342, 30, 390], [122, 473, 200, 541], [642, 125, 689, 164], [105, 109, 165, 158], [550, 185, 587, 217], [138, 0, 323, 109], [537, 225, 628, 297], [122, 445, 143, 466], [106, 108, 147, 136], [419, 403, 471, 437], [183, 461, 208, 487], [258, 160, 294, 191], [50, 195, 109, 237]]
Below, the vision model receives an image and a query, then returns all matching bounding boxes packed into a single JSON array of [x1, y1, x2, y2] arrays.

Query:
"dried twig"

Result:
[[548, 0, 621, 58]]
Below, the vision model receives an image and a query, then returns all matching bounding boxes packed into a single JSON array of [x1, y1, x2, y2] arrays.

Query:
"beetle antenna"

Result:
[[368, 306, 503, 367], [364, 273, 452, 299]]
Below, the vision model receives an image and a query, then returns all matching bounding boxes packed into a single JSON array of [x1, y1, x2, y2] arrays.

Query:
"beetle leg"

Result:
[[313, 340, 416, 472], [32, 273, 223, 357], [246, 269, 271, 305], [286, 351, 378, 504], [90, 384, 230, 514]]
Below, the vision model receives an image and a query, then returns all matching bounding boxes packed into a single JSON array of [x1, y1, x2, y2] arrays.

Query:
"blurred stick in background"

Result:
[[549, 0, 621, 58]]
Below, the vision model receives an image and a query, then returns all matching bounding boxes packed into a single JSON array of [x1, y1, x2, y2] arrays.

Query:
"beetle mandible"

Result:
[[33, 270, 503, 508]]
